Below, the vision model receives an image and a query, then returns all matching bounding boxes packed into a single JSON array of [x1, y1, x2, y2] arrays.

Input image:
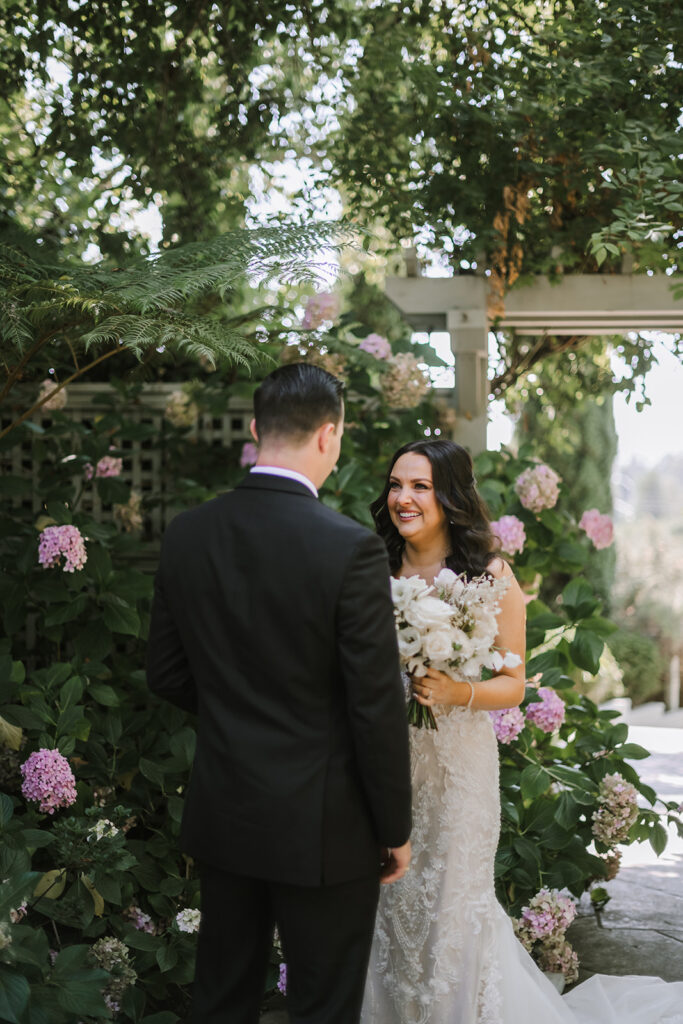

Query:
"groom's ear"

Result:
[[317, 421, 336, 452], [249, 418, 259, 443]]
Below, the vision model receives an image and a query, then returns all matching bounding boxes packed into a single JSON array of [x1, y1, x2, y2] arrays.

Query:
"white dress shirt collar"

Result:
[[250, 465, 318, 498]]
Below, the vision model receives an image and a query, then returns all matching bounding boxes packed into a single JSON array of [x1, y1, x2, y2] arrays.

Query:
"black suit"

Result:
[[147, 472, 412, 1023]]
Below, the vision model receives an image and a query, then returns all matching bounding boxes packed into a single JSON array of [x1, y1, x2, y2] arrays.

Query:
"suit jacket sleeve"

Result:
[[337, 532, 412, 848], [146, 542, 198, 714]]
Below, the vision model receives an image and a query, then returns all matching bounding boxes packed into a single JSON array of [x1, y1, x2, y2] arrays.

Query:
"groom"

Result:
[[147, 362, 412, 1024]]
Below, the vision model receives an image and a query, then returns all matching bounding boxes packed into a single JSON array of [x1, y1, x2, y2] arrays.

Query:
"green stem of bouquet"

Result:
[[407, 697, 438, 730]]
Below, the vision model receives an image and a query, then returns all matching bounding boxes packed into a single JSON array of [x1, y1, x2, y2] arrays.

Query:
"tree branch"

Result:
[[0, 345, 125, 440]]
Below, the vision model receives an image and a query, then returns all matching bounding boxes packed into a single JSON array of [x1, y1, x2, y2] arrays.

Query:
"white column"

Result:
[[446, 308, 489, 454], [668, 655, 681, 712]]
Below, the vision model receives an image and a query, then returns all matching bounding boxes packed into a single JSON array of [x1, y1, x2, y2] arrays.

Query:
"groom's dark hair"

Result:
[[253, 362, 344, 443]]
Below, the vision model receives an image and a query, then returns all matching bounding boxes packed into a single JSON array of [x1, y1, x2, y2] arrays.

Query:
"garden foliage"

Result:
[[1, 298, 681, 1020]]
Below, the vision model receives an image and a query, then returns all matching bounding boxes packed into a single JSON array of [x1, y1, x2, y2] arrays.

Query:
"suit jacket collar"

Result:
[[236, 473, 318, 500]]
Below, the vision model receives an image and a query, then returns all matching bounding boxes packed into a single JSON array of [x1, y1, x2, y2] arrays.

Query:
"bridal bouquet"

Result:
[[391, 568, 521, 729]]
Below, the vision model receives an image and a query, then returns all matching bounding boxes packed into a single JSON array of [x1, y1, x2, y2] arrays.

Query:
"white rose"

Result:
[[397, 627, 422, 659], [423, 629, 454, 663], [391, 575, 431, 612], [404, 595, 453, 631]]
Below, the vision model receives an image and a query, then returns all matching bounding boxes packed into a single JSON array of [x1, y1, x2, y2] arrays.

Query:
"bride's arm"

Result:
[[413, 558, 527, 711]]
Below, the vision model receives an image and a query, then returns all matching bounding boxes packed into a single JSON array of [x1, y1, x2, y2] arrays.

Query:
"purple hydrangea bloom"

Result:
[[359, 333, 392, 359], [20, 748, 77, 814], [38, 524, 87, 573], [277, 963, 287, 995], [489, 706, 525, 744], [525, 687, 565, 733]]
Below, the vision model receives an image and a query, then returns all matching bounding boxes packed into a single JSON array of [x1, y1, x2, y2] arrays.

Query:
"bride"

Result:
[[360, 438, 683, 1024]]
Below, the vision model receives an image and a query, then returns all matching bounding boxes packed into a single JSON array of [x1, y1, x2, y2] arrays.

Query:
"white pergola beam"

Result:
[[385, 273, 683, 453]]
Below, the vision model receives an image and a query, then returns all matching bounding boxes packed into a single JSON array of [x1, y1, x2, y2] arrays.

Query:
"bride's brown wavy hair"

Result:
[[370, 439, 497, 578]]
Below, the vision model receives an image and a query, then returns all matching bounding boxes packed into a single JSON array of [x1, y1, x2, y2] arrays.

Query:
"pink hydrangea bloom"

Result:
[[20, 748, 77, 814], [515, 464, 561, 514], [84, 454, 123, 481], [239, 442, 259, 468], [38, 524, 87, 573], [491, 515, 526, 556], [489, 707, 525, 744], [592, 772, 639, 847], [359, 333, 392, 359], [301, 292, 340, 329], [517, 888, 576, 942], [525, 687, 565, 733], [277, 963, 287, 995], [579, 508, 614, 550]]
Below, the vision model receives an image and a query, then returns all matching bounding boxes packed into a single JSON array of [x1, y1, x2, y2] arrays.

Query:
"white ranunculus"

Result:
[[423, 629, 454, 663], [397, 627, 422, 658], [404, 595, 453, 631]]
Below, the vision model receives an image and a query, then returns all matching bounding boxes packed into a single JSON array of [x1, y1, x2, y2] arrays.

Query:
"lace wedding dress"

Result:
[[361, 702, 683, 1024]]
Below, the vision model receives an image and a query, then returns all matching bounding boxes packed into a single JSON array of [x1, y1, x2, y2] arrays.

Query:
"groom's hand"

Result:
[[379, 841, 411, 884]]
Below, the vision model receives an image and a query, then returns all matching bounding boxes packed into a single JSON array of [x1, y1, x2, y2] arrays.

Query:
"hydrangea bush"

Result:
[[0, 294, 681, 1017]]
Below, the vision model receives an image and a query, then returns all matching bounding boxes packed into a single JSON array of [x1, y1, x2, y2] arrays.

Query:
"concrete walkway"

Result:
[[261, 725, 683, 1019], [567, 724, 683, 984]]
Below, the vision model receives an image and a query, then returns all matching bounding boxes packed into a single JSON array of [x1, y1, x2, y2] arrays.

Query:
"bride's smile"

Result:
[[387, 451, 448, 544]]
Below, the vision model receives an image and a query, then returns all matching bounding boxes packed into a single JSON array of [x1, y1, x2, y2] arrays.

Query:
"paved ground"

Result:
[[568, 724, 683, 985], [261, 724, 683, 1019]]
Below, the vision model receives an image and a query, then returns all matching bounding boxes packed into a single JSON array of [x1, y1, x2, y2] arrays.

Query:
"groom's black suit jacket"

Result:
[[146, 472, 412, 887]]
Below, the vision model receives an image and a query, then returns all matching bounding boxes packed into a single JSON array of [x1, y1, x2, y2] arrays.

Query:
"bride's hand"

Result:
[[412, 667, 469, 707]]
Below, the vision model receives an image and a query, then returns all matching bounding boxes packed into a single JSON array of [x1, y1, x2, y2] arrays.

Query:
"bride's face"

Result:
[[387, 452, 449, 544]]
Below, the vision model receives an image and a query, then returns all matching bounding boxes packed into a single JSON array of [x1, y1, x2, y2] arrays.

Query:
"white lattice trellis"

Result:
[[1, 383, 254, 543]]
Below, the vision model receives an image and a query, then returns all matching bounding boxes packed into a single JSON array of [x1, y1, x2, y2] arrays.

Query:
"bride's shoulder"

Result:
[[487, 556, 513, 580]]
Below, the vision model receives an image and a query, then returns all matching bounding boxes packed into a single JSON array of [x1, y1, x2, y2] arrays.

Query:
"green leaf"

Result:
[[520, 763, 551, 800], [0, 792, 14, 828], [88, 682, 120, 706], [648, 822, 668, 856], [74, 619, 113, 662], [140, 1014, 181, 1024], [123, 928, 163, 952], [554, 790, 580, 830], [569, 629, 604, 674], [102, 598, 141, 636], [607, 722, 629, 746], [20, 829, 54, 849], [561, 578, 598, 619], [56, 972, 110, 1016], [526, 649, 563, 676], [84, 544, 113, 585], [156, 942, 179, 973], [616, 742, 651, 760], [0, 968, 30, 1024], [52, 944, 91, 976], [59, 675, 84, 710], [139, 758, 165, 787], [44, 596, 88, 627]]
